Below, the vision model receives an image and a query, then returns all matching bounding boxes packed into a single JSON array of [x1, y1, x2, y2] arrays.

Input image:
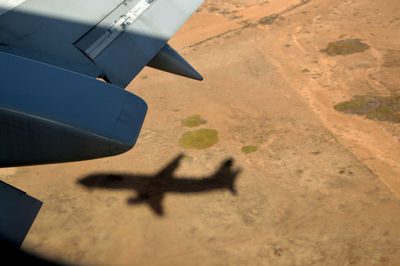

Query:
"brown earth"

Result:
[[2, 0, 400, 265]]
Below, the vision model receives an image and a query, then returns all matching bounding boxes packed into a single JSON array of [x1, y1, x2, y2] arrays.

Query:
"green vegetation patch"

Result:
[[179, 129, 219, 149], [334, 95, 400, 123], [182, 115, 207, 128], [183, 155, 194, 161], [241, 145, 258, 154], [259, 14, 279, 25], [321, 39, 370, 56]]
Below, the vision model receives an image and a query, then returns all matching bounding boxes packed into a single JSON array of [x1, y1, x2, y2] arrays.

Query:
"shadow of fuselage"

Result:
[[78, 154, 241, 215]]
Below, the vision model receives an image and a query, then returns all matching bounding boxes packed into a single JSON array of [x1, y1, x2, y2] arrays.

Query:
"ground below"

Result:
[[1, 0, 400, 265]]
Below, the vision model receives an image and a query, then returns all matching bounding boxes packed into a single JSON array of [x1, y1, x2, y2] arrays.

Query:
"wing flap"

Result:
[[75, 0, 204, 87]]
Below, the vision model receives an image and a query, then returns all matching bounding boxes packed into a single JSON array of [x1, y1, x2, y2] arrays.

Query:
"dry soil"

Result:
[[1, 0, 400, 265]]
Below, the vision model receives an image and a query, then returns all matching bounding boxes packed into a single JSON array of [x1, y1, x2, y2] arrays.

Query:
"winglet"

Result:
[[147, 43, 203, 81]]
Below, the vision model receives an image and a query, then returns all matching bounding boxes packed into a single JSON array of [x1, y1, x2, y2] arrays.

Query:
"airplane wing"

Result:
[[0, 0, 204, 166], [0, 180, 42, 247], [0, 0, 203, 88]]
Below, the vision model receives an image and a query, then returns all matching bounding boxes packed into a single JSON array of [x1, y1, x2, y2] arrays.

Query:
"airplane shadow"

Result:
[[77, 154, 241, 216]]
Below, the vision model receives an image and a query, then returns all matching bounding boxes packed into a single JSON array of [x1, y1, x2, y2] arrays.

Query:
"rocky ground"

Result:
[[1, 0, 400, 265]]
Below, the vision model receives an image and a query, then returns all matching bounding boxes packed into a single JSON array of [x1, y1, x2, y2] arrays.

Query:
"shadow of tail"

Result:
[[228, 172, 239, 195], [214, 158, 241, 195]]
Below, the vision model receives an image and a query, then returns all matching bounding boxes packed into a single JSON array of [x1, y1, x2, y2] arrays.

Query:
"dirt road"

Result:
[[1, 0, 400, 265]]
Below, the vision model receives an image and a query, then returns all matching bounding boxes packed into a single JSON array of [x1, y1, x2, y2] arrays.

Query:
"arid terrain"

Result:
[[2, 0, 400, 265]]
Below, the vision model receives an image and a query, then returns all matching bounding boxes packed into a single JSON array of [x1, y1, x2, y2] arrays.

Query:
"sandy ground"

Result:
[[1, 0, 400, 265]]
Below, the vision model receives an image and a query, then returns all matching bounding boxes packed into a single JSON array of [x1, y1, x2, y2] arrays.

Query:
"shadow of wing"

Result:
[[149, 195, 164, 216], [127, 190, 165, 216], [156, 154, 184, 179]]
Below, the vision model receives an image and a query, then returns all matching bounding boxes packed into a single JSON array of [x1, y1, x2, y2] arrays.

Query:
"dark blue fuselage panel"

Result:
[[0, 51, 147, 166]]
